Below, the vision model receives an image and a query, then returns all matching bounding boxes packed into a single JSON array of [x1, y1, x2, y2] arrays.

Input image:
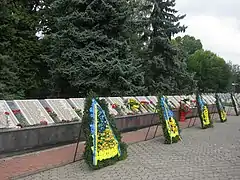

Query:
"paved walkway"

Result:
[[16, 116, 240, 180]]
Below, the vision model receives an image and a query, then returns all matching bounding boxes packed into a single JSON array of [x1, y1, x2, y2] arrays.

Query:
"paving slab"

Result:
[[16, 116, 240, 180]]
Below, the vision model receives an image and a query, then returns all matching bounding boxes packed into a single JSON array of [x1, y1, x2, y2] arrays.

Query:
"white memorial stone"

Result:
[[99, 97, 118, 116], [0, 100, 19, 128], [146, 96, 158, 106], [170, 96, 181, 108], [201, 94, 211, 105], [14, 100, 54, 125], [165, 96, 176, 108], [135, 96, 156, 112], [68, 98, 85, 111], [207, 94, 216, 104], [45, 99, 81, 121], [107, 97, 131, 115]]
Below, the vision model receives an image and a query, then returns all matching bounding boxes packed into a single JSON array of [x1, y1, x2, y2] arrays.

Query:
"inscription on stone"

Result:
[[45, 99, 81, 121], [14, 100, 54, 125], [0, 100, 19, 128]]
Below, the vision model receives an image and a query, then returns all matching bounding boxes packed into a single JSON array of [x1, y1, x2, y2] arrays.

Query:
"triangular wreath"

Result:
[[83, 93, 127, 169], [196, 93, 213, 129], [159, 95, 182, 144], [215, 94, 227, 122]]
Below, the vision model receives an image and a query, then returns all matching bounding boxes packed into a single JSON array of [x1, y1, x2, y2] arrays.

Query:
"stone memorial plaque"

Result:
[[135, 96, 156, 112], [146, 96, 158, 106], [0, 100, 19, 128], [172, 96, 181, 108], [122, 96, 148, 113], [14, 100, 54, 125], [68, 98, 85, 111], [45, 99, 81, 121], [165, 96, 177, 108], [99, 97, 118, 116], [207, 94, 216, 104], [107, 97, 131, 115], [220, 93, 230, 104], [202, 94, 212, 105], [234, 93, 240, 101]]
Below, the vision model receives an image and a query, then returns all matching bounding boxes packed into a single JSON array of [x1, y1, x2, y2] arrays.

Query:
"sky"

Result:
[[175, 0, 240, 65]]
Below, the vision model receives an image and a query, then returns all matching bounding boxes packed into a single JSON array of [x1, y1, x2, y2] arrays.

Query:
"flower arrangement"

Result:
[[179, 99, 191, 113], [140, 100, 155, 112], [125, 98, 140, 113], [40, 120, 48, 125], [215, 94, 227, 122], [45, 107, 59, 122], [83, 92, 127, 169], [196, 93, 213, 129], [158, 95, 182, 144], [111, 103, 124, 116], [12, 109, 29, 126]]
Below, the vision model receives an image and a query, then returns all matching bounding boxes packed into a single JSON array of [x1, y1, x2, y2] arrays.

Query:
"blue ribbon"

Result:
[[160, 96, 173, 121]]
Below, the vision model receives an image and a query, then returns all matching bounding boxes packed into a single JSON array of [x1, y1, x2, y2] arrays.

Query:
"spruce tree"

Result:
[[0, 1, 22, 99], [0, 0, 46, 99], [40, 0, 146, 97], [137, 0, 193, 95]]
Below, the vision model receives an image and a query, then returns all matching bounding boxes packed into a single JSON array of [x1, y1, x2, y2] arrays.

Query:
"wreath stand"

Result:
[[208, 95, 217, 121], [73, 123, 83, 162], [187, 100, 198, 128], [144, 109, 159, 141]]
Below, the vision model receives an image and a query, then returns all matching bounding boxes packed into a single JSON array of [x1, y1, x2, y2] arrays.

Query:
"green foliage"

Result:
[[135, 0, 194, 95], [173, 35, 203, 56], [0, 0, 239, 99], [82, 92, 127, 170], [0, 0, 48, 99], [188, 50, 232, 92], [228, 62, 240, 92], [40, 0, 146, 97]]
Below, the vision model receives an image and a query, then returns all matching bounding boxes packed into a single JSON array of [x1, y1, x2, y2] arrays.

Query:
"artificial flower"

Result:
[[4, 112, 10, 115]]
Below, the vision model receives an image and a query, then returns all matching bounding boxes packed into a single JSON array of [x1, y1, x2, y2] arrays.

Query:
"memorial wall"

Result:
[[0, 93, 238, 154], [0, 93, 237, 129]]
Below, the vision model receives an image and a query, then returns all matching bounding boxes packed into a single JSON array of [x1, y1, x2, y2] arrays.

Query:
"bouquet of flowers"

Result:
[[140, 100, 155, 112], [111, 103, 124, 116], [125, 98, 140, 113]]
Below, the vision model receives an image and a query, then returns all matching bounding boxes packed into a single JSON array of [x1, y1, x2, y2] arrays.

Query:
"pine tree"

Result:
[[40, 0, 146, 97]]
